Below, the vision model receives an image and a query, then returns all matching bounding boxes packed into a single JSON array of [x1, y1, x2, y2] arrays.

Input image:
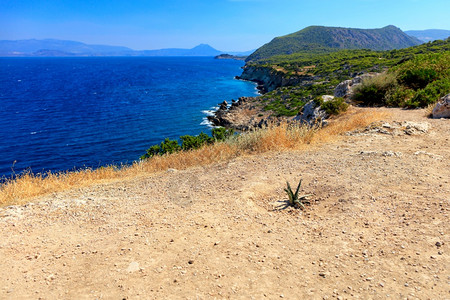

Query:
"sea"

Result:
[[0, 57, 258, 178]]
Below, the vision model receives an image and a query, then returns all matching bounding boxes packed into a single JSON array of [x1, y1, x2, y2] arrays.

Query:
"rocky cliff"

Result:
[[237, 65, 315, 93]]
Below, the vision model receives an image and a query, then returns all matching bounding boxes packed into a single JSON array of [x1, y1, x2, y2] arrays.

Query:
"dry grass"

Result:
[[424, 103, 435, 117], [0, 108, 389, 207], [313, 107, 390, 144]]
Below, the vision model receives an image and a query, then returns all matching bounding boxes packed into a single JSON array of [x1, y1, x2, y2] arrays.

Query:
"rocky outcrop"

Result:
[[432, 94, 450, 118], [293, 95, 334, 126], [334, 73, 379, 99], [214, 54, 247, 61], [347, 121, 431, 136], [237, 65, 315, 93], [207, 97, 270, 130]]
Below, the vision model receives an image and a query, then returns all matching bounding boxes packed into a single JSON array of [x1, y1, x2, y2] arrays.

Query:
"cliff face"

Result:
[[237, 65, 314, 93]]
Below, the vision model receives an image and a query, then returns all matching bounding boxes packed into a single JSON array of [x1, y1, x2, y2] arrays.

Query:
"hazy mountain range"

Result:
[[0, 40, 254, 57], [405, 29, 450, 42]]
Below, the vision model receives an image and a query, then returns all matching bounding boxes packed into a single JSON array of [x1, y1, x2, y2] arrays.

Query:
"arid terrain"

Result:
[[0, 108, 448, 299]]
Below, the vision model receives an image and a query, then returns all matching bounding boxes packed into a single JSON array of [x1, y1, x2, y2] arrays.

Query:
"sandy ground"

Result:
[[0, 108, 448, 299]]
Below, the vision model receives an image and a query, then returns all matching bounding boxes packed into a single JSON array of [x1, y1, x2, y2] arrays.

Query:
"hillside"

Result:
[[0, 107, 448, 298], [247, 25, 422, 61], [233, 38, 449, 123]]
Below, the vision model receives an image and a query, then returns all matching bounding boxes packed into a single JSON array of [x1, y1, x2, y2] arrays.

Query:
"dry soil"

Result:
[[0, 108, 449, 299]]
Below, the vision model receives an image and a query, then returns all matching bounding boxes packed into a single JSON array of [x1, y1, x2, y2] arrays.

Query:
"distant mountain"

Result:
[[226, 49, 256, 56], [247, 25, 422, 61], [0, 39, 134, 56], [0, 39, 232, 57], [139, 44, 221, 56], [405, 29, 450, 42]]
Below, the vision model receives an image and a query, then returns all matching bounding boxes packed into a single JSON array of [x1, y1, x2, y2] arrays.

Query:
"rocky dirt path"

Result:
[[0, 108, 448, 299]]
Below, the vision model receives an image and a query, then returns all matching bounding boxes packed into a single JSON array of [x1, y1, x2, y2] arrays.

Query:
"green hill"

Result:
[[247, 25, 422, 61]]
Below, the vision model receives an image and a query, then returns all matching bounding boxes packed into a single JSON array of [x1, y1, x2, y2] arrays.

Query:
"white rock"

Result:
[[126, 261, 140, 273]]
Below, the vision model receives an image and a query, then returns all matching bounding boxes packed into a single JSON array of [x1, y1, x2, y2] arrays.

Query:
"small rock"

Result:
[[188, 260, 194, 265], [126, 261, 140, 273]]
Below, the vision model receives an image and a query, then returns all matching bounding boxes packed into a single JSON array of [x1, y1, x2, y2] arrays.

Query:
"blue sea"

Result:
[[0, 57, 257, 177]]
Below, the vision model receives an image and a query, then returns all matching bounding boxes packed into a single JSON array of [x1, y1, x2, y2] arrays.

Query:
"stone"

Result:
[[219, 100, 228, 110], [432, 94, 450, 118], [294, 96, 334, 126], [126, 261, 140, 273]]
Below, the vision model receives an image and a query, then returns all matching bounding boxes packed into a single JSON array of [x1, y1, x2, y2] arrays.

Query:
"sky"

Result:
[[1, 0, 449, 52]]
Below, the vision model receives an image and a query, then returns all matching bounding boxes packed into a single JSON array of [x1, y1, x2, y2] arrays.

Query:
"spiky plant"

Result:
[[284, 179, 312, 209]]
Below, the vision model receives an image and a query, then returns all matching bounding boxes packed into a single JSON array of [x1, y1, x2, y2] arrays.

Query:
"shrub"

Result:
[[160, 138, 181, 155], [141, 127, 234, 160], [181, 132, 212, 151], [141, 138, 182, 159], [385, 87, 414, 107], [211, 127, 234, 141], [316, 97, 349, 115], [352, 73, 397, 106], [404, 79, 450, 108], [398, 68, 438, 90]]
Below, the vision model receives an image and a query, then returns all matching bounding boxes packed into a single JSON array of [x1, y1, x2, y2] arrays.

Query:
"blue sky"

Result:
[[1, 0, 449, 51]]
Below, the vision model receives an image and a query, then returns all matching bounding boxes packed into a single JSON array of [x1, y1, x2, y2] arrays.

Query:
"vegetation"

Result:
[[353, 51, 450, 108], [141, 127, 234, 159], [247, 25, 421, 61], [352, 73, 398, 106], [284, 179, 311, 209], [0, 109, 387, 207], [246, 38, 449, 115], [315, 97, 349, 115]]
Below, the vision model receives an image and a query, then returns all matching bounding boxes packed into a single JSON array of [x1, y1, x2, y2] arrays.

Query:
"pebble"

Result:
[[126, 261, 140, 273]]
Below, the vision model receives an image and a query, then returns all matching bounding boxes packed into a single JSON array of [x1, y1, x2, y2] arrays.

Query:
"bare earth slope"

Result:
[[0, 108, 448, 299]]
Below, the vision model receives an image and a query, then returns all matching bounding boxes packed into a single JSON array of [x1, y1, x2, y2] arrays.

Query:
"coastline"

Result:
[[0, 57, 258, 178]]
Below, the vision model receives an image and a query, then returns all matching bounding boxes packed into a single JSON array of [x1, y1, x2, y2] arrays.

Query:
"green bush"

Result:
[[211, 127, 234, 141], [140, 138, 181, 159], [398, 68, 438, 90], [404, 79, 450, 108], [385, 87, 414, 107], [141, 127, 235, 160], [181, 132, 212, 151], [316, 97, 349, 115], [352, 73, 397, 106]]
